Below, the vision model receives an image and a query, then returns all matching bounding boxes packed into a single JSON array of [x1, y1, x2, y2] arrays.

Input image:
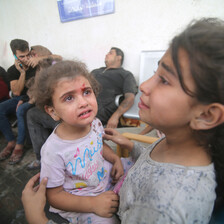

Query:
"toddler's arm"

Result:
[[103, 142, 124, 182], [47, 186, 119, 217], [27, 54, 62, 68]]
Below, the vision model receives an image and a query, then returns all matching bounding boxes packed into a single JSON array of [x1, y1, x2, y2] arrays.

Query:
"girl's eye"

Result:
[[83, 89, 92, 96], [65, 95, 73, 101], [159, 75, 169, 85]]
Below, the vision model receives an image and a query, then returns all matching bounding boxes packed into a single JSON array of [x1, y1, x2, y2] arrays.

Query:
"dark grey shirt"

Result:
[[91, 67, 138, 125]]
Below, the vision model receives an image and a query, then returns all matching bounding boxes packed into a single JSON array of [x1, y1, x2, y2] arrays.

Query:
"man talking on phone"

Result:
[[9, 39, 36, 97], [0, 39, 36, 165]]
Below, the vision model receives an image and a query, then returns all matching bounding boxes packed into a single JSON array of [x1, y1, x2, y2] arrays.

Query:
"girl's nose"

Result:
[[78, 96, 88, 107], [140, 75, 155, 95]]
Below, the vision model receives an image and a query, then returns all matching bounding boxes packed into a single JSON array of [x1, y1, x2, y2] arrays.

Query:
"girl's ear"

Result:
[[44, 105, 60, 121], [190, 103, 224, 130]]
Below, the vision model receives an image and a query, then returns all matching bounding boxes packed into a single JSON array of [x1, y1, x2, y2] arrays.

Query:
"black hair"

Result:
[[111, 47, 124, 65], [171, 18, 224, 212], [10, 39, 29, 55]]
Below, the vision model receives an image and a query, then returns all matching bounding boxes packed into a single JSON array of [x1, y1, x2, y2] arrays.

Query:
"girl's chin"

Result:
[[139, 114, 152, 126]]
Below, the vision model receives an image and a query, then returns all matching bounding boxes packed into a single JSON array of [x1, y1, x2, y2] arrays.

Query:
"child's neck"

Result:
[[151, 132, 211, 167], [55, 123, 91, 140]]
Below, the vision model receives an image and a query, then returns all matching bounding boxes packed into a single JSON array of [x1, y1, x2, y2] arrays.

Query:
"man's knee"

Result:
[[27, 107, 41, 121], [16, 103, 31, 118], [26, 106, 55, 128]]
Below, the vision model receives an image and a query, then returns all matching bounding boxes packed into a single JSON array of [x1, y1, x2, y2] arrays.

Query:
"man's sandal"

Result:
[[0, 145, 15, 161], [27, 160, 41, 170], [8, 148, 24, 165]]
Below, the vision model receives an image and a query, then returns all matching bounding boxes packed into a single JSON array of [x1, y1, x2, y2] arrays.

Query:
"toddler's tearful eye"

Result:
[[83, 89, 92, 96], [65, 95, 73, 102]]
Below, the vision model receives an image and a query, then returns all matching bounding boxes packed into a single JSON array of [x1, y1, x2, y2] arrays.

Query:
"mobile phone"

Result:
[[14, 54, 23, 68]]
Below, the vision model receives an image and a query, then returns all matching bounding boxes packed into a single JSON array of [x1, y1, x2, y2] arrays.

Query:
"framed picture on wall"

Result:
[[57, 0, 115, 23]]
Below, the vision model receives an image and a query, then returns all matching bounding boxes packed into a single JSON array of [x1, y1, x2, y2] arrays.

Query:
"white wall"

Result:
[[0, 0, 224, 82]]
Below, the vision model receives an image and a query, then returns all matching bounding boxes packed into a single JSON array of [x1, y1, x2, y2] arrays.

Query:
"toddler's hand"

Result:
[[27, 57, 40, 68], [92, 191, 119, 217], [16, 100, 23, 111], [111, 157, 124, 183]]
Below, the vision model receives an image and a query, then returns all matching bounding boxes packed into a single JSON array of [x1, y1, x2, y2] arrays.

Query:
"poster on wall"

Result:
[[57, 0, 115, 23]]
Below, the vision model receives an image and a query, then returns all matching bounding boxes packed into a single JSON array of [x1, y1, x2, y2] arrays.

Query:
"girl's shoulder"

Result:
[[92, 117, 103, 126], [91, 118, 104, 132]]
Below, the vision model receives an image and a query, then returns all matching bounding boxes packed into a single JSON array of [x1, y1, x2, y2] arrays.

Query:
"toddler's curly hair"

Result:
[[33, 59, 100, 111]]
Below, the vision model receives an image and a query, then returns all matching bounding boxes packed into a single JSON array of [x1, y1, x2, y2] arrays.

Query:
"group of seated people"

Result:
[[2, 17, 224, 223], [0, 39, 138, 167]]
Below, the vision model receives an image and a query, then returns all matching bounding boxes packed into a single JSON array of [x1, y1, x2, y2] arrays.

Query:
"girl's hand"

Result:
[[111, 156, 124, 183], [92, 191, 119, 217], [21, 173, 49, 224], [104, 128, 134, 151], [16, 100, 23, 111]]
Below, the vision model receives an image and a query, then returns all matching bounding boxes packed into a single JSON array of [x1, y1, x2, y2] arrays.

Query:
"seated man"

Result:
[[92, 47, 138, 128], [26, 47, 138, 169], [0, 39, 36, 164], [0, 41, 61, 165]]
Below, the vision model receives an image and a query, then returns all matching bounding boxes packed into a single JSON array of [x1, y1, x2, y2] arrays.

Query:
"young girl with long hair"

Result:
[[104, 18, 224, 223]]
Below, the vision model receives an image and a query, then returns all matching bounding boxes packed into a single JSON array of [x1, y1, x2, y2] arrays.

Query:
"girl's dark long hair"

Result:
[[171, 18, 224, 213]]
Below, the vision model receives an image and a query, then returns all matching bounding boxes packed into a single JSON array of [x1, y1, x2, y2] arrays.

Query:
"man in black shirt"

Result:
[[0, 39, 36, 164], [92, 47, 137, 128]]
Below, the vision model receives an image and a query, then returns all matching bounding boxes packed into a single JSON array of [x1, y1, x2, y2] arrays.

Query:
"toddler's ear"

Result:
[[190, 103, 224, 130], [44, 105, 60, 121]]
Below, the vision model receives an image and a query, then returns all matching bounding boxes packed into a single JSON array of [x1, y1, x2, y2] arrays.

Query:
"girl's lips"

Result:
[[138, 98, 149, 109], [78, 110, 92, 118]]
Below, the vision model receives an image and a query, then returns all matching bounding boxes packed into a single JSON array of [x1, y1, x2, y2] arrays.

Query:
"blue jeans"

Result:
[[16, 102, 33, 144], [0, 96, 32, 144]]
